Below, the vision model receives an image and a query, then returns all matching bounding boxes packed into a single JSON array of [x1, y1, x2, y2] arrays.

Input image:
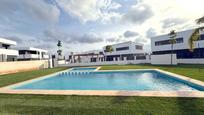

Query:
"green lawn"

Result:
[[0, 65, 204, 115], [0, 67, 68, 87]]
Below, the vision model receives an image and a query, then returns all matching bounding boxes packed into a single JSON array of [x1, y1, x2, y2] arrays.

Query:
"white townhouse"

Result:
[[151, 28, 204, 64], [0, 38, 18, 62], [103, 41, 147, 61], [17, 47, 49, 61]]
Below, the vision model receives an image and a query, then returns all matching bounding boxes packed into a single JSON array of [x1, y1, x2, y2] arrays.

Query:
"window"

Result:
[[197, 34, 204, 41], [155, 37, 184, 46], [116, 46, 129, 51], [135, 45, 143, 50], [152, 48, 204, 59]]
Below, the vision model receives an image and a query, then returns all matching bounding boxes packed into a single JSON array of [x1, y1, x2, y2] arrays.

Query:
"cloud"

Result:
[[0, 0, 60, 24], [135, 37, 148, 43], [123, 30, 139, 38], [0, 36, 23, 44], [162, 18, 187, 29], [106, 37, 117, 42], [145, 28, 157, 38], [122, 3, 154, 24], [56, 0, 121, 23], [43, 29, 103, 44], [43, 29, 68, 42]]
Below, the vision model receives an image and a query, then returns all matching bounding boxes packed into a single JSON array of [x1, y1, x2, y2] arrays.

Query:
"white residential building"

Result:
[[0, 38, 18, 62], [17, 47, 49, 61], [103, 41, 147, 61], [151, 28, 204, 64], [68, 41, 147, 63]]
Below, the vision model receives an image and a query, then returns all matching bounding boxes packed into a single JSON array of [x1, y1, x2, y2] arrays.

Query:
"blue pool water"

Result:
[[70, 67, 97, 72], [13, 68, 204, 91]]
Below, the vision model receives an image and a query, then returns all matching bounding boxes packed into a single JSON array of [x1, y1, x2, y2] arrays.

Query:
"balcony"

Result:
[[0, 48, 18, 56], [18, 54, 40, 59]]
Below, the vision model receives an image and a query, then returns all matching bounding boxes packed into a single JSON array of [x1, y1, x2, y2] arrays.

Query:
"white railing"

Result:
[[18, 54, 39, 59], [0, 48, 18, 55]]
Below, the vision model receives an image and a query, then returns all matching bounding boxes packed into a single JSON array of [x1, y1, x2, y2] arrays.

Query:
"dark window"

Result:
[[152, 48, 204, 59], [155, 37, 184, 46], [116, 46, 129, 51], [198, 34, 204, 41], [19, 50, 38, 55], [135, 45, 143, 50], [2, 44, 10, 49]]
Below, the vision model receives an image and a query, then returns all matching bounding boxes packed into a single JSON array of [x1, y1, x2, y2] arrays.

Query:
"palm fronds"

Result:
[[168, 30, 177, 44], [188, 27, 204, 52], [104, 45, 113, 53], [196, 16, 204, 25]]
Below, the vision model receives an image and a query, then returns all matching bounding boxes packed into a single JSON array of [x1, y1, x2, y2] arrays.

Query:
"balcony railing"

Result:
[[0, 48, 18, 55]]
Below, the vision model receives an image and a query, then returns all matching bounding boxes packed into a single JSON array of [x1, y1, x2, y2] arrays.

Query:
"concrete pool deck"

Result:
[[0, 68, 204, 97]]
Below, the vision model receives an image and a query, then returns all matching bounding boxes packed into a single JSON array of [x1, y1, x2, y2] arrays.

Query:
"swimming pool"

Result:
[[12, 68, 204, 91]]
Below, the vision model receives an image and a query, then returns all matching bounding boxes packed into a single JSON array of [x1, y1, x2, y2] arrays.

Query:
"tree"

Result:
[[188, 16, 204, 52], [57, 40, 62, 58], [168, 30, 177, 65], [104, 45, 113, 61]]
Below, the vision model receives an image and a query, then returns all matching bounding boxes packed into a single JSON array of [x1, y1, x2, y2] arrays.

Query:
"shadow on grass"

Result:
[[175, 97, 204, 115]]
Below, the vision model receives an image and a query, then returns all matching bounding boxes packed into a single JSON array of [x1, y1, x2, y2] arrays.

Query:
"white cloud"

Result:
[[56, 0, 121, 23], [122, 3, 154, 24]]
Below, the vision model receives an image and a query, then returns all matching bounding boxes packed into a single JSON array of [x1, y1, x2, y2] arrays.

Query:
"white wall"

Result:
[[0, 48, 18, 56], [104, 41, 145, 56], [151, 54, 177, 65], [0, 60, 49, 75]]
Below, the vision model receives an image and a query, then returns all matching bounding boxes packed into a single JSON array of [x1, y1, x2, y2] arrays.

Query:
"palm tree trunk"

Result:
[[171, 43, 173, 65]]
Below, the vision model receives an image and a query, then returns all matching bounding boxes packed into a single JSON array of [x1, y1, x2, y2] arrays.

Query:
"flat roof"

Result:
[[0, 38, 17, 45], [104, 41, 143, 47], [17, 47, 48, 53]]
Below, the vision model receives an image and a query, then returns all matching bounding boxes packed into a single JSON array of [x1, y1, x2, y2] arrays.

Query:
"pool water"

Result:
[[70, 67, 97, 72], [13, 68, 204, 91]]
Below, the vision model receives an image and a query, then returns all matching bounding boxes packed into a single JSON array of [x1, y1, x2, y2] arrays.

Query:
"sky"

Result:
[[0, 0, 204, 55]]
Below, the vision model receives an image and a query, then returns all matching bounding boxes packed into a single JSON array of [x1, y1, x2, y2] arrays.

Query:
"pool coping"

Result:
[[0, 67, 204, 97]]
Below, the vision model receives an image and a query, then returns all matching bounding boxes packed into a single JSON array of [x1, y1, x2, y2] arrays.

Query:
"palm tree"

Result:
[[57, 40, 62, 59], [188, 16, 204, 52], [104, 45, 113, 61], [168, 30, 177, 65], [188, 16, 204, 71]]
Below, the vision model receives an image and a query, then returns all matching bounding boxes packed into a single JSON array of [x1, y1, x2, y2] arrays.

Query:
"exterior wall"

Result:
[[104, 41, 145, 56], [0, 48, 18, 56], [0, 60, 49, 75], [0, 47, 18, 62], [151, 54, 177, 65]]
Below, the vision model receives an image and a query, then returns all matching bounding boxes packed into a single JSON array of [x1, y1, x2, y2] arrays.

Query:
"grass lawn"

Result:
[[0, 67, 68, 87], [0, 65, 204, 115]]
